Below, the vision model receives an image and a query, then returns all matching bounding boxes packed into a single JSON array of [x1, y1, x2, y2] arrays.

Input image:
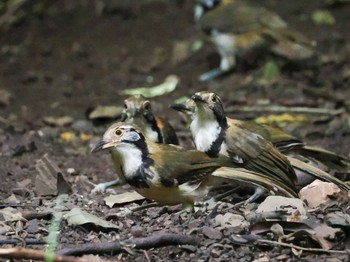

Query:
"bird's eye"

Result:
[[143, 101, 151, 110], [211, 95, 217, 102], [115, 129, 123, 136]]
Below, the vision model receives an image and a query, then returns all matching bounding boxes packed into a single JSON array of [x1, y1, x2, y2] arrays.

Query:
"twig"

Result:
[[0, 239, 47, 245], [22, 211, 53, 220], [0, 247, 86, 262], [58, 233, 199, 256], [257, 239, 349, 254], [226, 105, 344, 116]]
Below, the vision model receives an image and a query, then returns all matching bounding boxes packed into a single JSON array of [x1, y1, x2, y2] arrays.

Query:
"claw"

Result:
[[90, 179, 119, 194]]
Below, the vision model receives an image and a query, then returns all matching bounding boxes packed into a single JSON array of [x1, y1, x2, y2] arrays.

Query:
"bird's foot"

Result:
[[116, 202, 158, 217], [199, 68, 226, 82], [116, 207, 134, 217], [90, 179, 119, 194]]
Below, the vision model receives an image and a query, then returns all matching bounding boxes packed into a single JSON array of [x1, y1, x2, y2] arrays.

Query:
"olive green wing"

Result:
[[198, 2, 286, 34], [225, 119, 297, 189]]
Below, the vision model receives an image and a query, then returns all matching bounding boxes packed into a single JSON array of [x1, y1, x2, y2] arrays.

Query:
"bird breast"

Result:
[[191, 118, 222, 152]]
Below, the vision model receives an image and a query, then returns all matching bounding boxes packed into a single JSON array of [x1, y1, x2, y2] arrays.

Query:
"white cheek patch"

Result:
[[117, 145, 143, 176]]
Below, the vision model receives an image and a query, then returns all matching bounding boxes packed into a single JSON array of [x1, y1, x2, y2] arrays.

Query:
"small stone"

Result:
[[26, 219, 41, 234], [71, 120, 94, 133], [130, 225, 144, 237], [202, 226, 222, 240]]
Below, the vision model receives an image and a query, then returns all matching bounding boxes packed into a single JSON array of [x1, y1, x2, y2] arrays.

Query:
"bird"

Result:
[[121, 94, 179, 145], [91, 95, 179, 193], [194, 0, 315, 81], [176, 91, 349, 192], [170, 95, 350, 182], [91, 122, 298, 211]]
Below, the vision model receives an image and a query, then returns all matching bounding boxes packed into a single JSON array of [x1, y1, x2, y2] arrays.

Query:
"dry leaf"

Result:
[[43, 116, 74, 127], [88, 106, 123, 120], [64, 207, 119, 230], [35, 154, 71, 196], [0, 207, 25, 222], [120, 75, 179, 97], [0, 89, 12, 106], [104, 191, 145, 208], [214, 213, 249, 232]]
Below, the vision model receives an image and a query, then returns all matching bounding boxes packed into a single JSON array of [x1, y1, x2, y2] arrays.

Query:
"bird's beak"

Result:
[[170, 103, 192, 112], [91, 139, 116, 153], [191, 94, 205, 103]]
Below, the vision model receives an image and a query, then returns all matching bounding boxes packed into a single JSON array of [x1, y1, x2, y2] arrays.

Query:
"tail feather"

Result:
[[263, 27, 315, 60], [287, 157, 350, 192], [210, 167, 298, 198], [297, 145, 350, 172]]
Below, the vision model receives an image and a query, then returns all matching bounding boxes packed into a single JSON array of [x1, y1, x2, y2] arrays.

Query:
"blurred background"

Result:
[[1, 0, 350, 194]]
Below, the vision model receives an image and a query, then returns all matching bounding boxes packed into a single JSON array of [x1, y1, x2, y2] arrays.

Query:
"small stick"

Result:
[[58, 233, 199, 256], [257, 239, 349, 254], [226, 105, 344, 116], [0, 247, 86, 262], [0, 239, 47, 245]]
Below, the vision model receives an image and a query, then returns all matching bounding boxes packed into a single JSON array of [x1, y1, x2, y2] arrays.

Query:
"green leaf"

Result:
[[261, 61, 280, 81], [312, 10, 335, 25], [120, 75, 179, 97]]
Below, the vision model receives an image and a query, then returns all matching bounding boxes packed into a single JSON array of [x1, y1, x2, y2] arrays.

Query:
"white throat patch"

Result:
[[191, 106, 221, 152], [113, 144, 143, 176]]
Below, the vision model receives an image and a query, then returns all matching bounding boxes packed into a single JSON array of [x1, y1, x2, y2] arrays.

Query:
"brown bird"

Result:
[[91, 122, 297, 210], [170, 95, 350, 184], [194, 0, 315, 81], [173, 91, 349, 192], [91, 95, 178, 193], [121, 94, 179, 145]]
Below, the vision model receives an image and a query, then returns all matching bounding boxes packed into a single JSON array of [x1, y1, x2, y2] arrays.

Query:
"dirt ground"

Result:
[[0, 0, 350, 261]]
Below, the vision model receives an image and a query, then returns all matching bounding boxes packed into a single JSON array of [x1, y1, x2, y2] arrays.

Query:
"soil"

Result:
[[0, 0, 349, 261]]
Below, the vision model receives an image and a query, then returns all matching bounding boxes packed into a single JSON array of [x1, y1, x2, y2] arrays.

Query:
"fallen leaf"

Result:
[[303, 219, 344, 250], [299, 180, 341, 208], [0, 207, 25, 222], [35, 154, 71, 196], [312, 10, 335, 25], [202, 226, 222, 240], [0, 221, 12, 235], [60, 132, 77, 141], [325, 212, 350, 233], [171, 39, 203, 64], [104, 191, 145, 208], [255, 113, 307, 125], [120, 75, 179, 97], [88, 105, 123, 120], [79, 133, 93, 141], [261, 60, 280, 82], [256, 196, 307, 221], [214, 213, 249, 232], [64, 207, 119, 230], [43, 116, 74, 127]]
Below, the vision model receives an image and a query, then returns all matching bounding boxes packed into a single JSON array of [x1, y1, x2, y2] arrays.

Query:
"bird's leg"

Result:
[[90, 179, 121, 194], [213, 185, 240, 202], [244, 187, 266, 204], [199, 55, 235, 81]]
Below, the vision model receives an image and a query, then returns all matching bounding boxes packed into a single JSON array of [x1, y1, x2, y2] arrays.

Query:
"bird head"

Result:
[[194, 0, 220, 20], [191, 91, 226, 123], [91, 122, 146, 153], [121, 95, 153, 122]]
